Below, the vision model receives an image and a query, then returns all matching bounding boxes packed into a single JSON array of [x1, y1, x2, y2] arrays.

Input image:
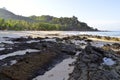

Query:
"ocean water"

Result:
[[61, 31, 120, 38], [0, 31, 120, 38]]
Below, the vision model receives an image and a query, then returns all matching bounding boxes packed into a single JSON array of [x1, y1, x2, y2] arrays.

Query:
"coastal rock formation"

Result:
[[1, 36, 120, 80], [102, 43, 120, 55], [110, 43, 120, 50], [0, 37, 79, 80], [69, 45, 120, 80]]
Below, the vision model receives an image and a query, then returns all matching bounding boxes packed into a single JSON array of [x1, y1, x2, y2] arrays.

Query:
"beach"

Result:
[[0, 31, 120, 80]]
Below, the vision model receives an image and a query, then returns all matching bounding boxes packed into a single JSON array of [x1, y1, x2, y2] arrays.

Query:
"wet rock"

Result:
[[0, 43, 4, 47], [0, 50, 57, 80], [69, 45, 120, 80], [85, 39, 93, 43], [0, 36, 78, 80], [0, 73, 12, 80], [55, 37, 63, 42], [11, 37, 27, 42], [112, 43, 120, 49], [61, 44, 76, 55], [0, 36, 87, 80], [102, 43, 120, 52]]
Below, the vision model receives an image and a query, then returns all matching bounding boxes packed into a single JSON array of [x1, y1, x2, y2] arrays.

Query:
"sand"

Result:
[[33, 58, 75, 80], [88, 38, 120, 43]]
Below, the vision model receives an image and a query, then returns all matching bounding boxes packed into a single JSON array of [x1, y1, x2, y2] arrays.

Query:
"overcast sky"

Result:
[[0, 0, 120, 31]]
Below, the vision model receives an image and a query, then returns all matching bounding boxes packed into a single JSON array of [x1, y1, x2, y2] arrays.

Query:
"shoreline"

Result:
[[0, 31, 120, 37], [88, 38, 120, 43], [0, 32, 120, 80]]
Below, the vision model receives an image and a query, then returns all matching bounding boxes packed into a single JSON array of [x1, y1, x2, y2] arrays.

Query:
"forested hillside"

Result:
[[0, 8, 98, 31]]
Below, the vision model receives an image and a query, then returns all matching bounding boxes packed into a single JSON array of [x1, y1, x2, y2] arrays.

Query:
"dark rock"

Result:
[[11, 37, 27, 42], [0, 37, 76, 80], [85, 39, 93, 42], [102, 43, 120, 52], [61, 44, 76, 55], [0, 73, 12, 80], [0, 50, 57, 80], [69, 45, 120, 80], [112, 43, 120, 49]]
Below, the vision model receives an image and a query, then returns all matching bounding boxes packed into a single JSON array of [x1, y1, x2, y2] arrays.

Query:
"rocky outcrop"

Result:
[[69, 45, 120, 80], [2, 36, 120, 80], [102, 43, 120, 55], [0, 36, 79, 80], [112, 43, 120, 50], [0, 50, 56, 80]]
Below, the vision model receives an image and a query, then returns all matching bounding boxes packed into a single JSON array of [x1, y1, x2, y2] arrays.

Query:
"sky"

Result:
[[0, 0, 120, 31]]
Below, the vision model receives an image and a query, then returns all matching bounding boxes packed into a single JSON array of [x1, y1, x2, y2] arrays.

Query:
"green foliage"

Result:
[[0, 8, 98, 31], [0, 15, 98, 31], [0, 18, 63, 30], [30, 15, 97, 31]]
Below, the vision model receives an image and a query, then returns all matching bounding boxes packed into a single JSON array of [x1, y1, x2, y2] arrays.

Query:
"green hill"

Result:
[[0, 8, 33, 22], [29, 15, 98, 31], [0, 8, 98, 31]]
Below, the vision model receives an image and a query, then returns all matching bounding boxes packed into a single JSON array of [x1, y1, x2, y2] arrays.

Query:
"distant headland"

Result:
[[0, 8, 98, 31]]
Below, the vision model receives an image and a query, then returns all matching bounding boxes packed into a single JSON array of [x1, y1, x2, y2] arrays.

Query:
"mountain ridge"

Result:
[[0, 8, 98, 31], [0, 8, 34, 22]]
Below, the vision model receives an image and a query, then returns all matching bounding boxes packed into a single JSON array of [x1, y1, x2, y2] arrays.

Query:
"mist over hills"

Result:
[[0, 8, 98, 31]]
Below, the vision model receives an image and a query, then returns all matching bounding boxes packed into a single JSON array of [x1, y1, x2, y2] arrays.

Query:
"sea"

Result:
[[0, 31, 120, 38], [62, 31, 120, 38]]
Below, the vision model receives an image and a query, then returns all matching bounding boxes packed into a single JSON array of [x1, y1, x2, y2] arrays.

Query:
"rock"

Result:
[[61, 44, 76, 55], [0, 73, 12, 80], [85, 39, 93, 43], [0, 36, 79, 80], [102, 43, 120, 52], [68, 45, 120, 80], [1, 36, 120, 80], [112, 43, 120, 49], [11, 37, 27, 42], [0, 50, 57, 80]]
